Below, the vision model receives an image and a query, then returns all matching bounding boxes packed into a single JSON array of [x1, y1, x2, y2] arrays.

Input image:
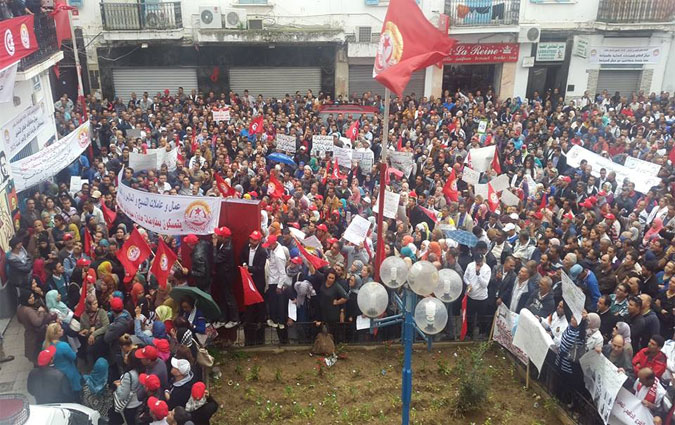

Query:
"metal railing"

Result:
[[444, 0, 520, 26], [100, 1, 183, 31], [19, 14, 59, 72], [597, 0, 674, 23]]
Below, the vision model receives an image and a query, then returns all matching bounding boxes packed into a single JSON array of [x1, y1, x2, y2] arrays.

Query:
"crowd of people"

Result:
[[3, 82, 675, 424]]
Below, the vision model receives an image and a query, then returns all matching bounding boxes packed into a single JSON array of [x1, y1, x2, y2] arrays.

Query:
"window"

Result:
[[358, 27, 372, 43], [238, 0, 268, 4]]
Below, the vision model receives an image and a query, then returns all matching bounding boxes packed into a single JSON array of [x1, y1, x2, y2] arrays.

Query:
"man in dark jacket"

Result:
[[524, 276, 556, 318], [498, 266, 535, 313], [184, 234, 213, 291], [27, 346, 75, 404], [213, 226, 240, 328], [7, 235, 32, 294], [239, 230, 267, 346], [167, 358, 196, 410], [103, 297, 133, 376]]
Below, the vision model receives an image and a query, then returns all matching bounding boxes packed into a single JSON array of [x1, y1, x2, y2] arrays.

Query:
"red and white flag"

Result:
[[117, 228, 152, 283], [491, 151, 501, 174], [214, 172, 236, 198], [149, 238, 177, 289], [267, 172, 285, 198], [487, 183, 500, 212], [347, 120, 360, 141], [249, 115, 264, 135], [239, 266, 264, 306], [460, 294, 468, 341], [295, 237, 330, 270], [442, 168, 459, 202]]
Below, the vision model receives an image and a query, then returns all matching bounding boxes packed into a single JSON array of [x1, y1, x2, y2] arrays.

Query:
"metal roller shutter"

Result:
[[596, 70, 641, 98], [349, 65, 426, 98], [229, 67, 321, 99], [112, 68, 198, 101]]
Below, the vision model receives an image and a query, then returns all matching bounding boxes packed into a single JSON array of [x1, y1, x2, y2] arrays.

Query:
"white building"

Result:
[[71, 0, 674, 102]]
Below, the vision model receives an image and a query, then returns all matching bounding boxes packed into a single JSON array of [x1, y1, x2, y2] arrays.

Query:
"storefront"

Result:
[[526, 39, 570, 99], [348, 64, 425, 99], [442, 43, 520, 97]]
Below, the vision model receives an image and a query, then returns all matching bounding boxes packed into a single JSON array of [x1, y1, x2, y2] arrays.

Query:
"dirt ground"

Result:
[[210, 343, 564, 425]]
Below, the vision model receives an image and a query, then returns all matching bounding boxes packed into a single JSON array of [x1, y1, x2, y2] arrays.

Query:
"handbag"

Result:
[[193, 338, 214, 368], [566, 340, 585, 363]]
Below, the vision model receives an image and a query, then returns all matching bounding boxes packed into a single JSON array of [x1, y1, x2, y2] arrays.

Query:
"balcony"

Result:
[[100, 1, 183, 31], [444, 0, 520, 27], [19, 14, 60, 72], [597, 0, 674, 23]]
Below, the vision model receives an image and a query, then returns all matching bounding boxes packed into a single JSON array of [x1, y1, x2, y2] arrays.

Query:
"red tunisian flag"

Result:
[[267, 172, 285, 198], [249, 116, 264, 135], [459, 294, 468, 341], [669, 147, 675, 165], [442, 168, 459, 202], [487, 183, 499, 212], [117, 228, 152, 283], [239, 266, 264, 306], [51, 1, 75, 48], [150, 238, 177, 289], [491, 151, 501, 174], [214, 172, 236, 198], [295, 237, 330, 270], [101, 203, 117, 230], [373, 0, 456, 97], [347, 120, 360, 141], [0, 16, 38, 70], [83, 229, 94, 258], [74, 273, 95, 318]]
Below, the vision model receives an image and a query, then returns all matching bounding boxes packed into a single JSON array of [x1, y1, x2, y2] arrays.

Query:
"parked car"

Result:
[[24, 403, 104, 425]]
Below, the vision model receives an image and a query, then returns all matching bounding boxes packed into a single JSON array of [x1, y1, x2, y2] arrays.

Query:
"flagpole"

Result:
[[374, 88, 390, 282], [68, 9, 91, 160]]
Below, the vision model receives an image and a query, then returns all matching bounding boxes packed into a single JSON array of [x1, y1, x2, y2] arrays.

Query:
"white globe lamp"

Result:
[[434, 269, 463, 303], [407, 260, 439, 296], [357, 281, 389, 318], [413, 297, 448, 335]]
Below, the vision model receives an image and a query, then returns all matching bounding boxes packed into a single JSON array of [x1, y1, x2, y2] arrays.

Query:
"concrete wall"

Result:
[[661, 33, 675, 93], [520, 0, 600, 28]]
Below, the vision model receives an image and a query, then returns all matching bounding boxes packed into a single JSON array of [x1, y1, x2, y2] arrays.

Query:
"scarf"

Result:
[[185, 395, 207, 412], [46, 290, 69, 316], [637, 380, 659, 404], [294, 280, 315, 306], [84, 357, 109, 395], [155, 305, 173, 322]]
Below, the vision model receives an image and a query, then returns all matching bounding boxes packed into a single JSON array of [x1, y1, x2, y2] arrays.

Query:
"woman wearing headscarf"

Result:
[[16, 290, 54, 365], [44, 322, 82, 394], [613, 321, 634, 358], [586, 312, 604, 353], [96, 261, 113, 279], [82, 357, 113, 417], [97, 273, 116, 311], [32, 258, 48, 290], [553, 313, 587, 407], [46, 290, 78, 335], [79, 293, 110, 362], [643, 217, 664, 246], [155, 305, 176, 334], [110, 348, 143, 425]]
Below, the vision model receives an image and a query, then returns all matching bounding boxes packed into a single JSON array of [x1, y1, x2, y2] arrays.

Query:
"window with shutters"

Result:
[[358, 27, 372, 43]]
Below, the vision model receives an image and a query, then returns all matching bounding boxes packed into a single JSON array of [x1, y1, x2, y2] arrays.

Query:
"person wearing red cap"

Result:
[[27, 345, 73, 404], [182, 234, 213, 292], [185, 381, 219, 424], [213, 226, 240, 329], [240, 229, 268, 346], [136, 345, 169, 390], [263, 233, 290, 335], [147, 396, 169, 424], [104, 297, 133, 378]]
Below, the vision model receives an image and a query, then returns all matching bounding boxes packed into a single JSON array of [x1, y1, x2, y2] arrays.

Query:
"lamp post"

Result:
[[357, 256, 463, 425]]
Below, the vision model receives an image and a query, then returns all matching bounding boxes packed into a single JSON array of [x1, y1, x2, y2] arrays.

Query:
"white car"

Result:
[[24, 403, 105, 425]]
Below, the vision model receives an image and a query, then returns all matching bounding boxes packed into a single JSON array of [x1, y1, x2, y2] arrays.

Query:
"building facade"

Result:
[[72, 0, 674, 102]]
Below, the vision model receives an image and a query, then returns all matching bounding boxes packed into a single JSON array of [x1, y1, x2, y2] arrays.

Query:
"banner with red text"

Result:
[[0, 16, 38, 71], [444, 43, 519, 64]]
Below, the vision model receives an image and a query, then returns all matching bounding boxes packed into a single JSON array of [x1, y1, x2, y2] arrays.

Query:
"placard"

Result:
[[154, 148, 178, 172], [311, 135, 334, 155], [343, 215, 371, 246], [492, 304, 528, 365], [288, 300, 297, 321], [333, 146, 353, 169], [275, 134, 296, 153], [0, 62, 17, 104], [474, 183, 488, 200], [212, 106, 230, 123], [356, 315, 371, 330], [623, 156, 660, 178], [302, 235, 323, 252], [477, 120, 488, 134], [562, 271, 585, 324], [129, 152, 158, 172], [1, 102, 47, 158], [513, 308, 553, 374], [579, 351, 628, 424], [466, 145, 496, 173], [609, 388, 655, 425], [500, 189, 521, 206], [462, 167, 480, 185], [389, 151, 414, 177], [375, 190, 400, 220], [339, 137, 352, 149], [352, 150, 374, 174], [69, 176, 88, 194], [489, 174, 510, 193]]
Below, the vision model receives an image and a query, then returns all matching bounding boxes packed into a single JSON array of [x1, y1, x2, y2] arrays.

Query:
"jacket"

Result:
[[240, 243, 268, 294], [7, 248, 32, 291], [524, 290, 556, 318], [594, 266, 616, 295], [213, 240, 237, 283], [632, 348, 667, 379], [27, 366, 74, 404], [500, 279, 536, 313], [17, 305, 52, 364], [189, 240, 213, 290]]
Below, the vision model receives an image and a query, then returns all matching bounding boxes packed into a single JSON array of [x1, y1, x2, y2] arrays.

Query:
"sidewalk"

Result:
[[0, 317, 35, 403]]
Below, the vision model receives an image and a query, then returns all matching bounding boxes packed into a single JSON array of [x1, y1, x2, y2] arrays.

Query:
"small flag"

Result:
[[442, 168, 459, 202], [117, 228, 152, 283], [83, 229, 94, 258], [101, 202, 117, 230], [149, 238, 177, 289], [491, 151, 501, 174], [267, 172, 285, 198], [460, 294, 468, 341], [419, 206, 438, 223], [487, 183, 499, 212], [240, 266, 264, 306], [214, 172, 236, 198], [347, 120, 360, 141], [295, 237, 330, 270], [249, 115, 264, 135]]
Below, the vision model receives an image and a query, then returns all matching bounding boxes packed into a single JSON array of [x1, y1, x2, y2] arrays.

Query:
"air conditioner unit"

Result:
[[519, 26, 541, 43], [248, 19, 263, 30], [199, 6, 222, 29], [223, 9, 247, 29]]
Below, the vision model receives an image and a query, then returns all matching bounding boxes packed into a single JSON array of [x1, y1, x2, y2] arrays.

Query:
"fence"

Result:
[[597, 0, 674, 23], [443, 0, 520, 26], [100, 2, 183, 31]]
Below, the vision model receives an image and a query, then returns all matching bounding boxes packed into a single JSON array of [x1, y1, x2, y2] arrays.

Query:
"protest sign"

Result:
[[69, 176, 88, 195], [343, 215, 371, 245], [129, 152, 158, 172], [477, 120, 488, 134], [566, 145, 660, 194], [500, 189, 521, 206], [12, 121, 90, 192], [461, 167, 480, 185], [0, 190, 12, 252], [212, 106, 230, 123], [275, 134, 296, 153], [580, 351, 627, 424], [340, 137, 352, 149], [492, 304, 528, 365], [609, 387, 655, 425], [117, 170, 222, 235], [1, 102, 47, 158], [356, 315, 371, 330], [474, 183, 488, 200], [623, 156, 661, 178], [466, 145, 496, 173], [126, 129, 143, 140], [389, 151, 414, 177], [303, 235, 323, 252], [154, 148, 179, 172], [311, 135, 334, 155], [513, 308, 553, 373], [375, 190, 401, 220], [352, 150, 374, 174], [562, 271, 585, 324], [333, 146, 353, 169], [490, 174, 510, 193]]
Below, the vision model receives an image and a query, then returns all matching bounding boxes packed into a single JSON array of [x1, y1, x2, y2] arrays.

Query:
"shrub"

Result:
[[452, 342, 492, 415]]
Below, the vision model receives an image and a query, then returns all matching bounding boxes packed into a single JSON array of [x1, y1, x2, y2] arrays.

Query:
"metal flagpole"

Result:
[[68, 9, 92, 159], [373, 87, 390, 282]]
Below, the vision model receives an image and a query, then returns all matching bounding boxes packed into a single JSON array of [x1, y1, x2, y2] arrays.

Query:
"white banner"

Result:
[[566, 145, 660, 194], [352, 150, 374, 174], [579, 351, 628, 424], [311, 135, 334, 155], [151, 147, 179, 172], [492, 304, 528, 365], [623, 156, 661, 178], [589, 46, 661, 65], [375, 190, 400, 220], [389, 151, 414, 177], [466, 145, 496, 173], [12, 121, 90, 192], [562, 271, 585, 325], [461, 167, 480, 185], [212, 106, 230, 123], [513, 308, 554, 374], [0, 62, 17, 104], [2, 102, 47, 158], [333, 146, 353, 169], [489, 174, 510, 193], [343, 215, 371, 246], [129, 152, 158, 172], [275, 134, 296, 153], [116, 173, 222, 235], [610, 388, 655, 425]]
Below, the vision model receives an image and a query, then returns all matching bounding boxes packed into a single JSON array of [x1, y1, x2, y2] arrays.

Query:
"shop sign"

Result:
[[522, 56, 535, 67], [589, 46, 661, 65], [573, 37, 589, 59], [444, 43, 519, 64], [536, 42, 566, 62]]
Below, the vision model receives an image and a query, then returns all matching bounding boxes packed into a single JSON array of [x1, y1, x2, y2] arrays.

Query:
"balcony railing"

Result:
[[444, 0, 520, 26], [19, 14, 59, 72], [597, 0, 674, 23], [100, 1, 183, 31]]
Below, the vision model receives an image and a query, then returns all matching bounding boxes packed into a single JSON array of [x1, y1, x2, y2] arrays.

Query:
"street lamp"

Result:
[[357, 256, 463, 425]]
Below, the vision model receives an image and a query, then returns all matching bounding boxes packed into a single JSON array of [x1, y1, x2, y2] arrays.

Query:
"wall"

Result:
[[664, 33, 675, 93], [519, 0, 599, 28]]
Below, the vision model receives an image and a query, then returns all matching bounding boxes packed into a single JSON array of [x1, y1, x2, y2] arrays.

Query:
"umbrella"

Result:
[[170, 286, 221, 320], [443, 229, 478, 248], [267, 152, 296, 167]]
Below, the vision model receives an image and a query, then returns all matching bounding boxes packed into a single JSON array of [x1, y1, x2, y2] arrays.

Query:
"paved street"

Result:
[[0, 317, 35, 403]]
